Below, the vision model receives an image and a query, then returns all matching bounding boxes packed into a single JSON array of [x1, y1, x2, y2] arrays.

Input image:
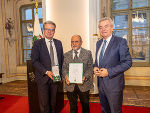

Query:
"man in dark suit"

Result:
[[94, 17, 132, 113], [62, 35, 93, 113], [31, 21, 63, 113]]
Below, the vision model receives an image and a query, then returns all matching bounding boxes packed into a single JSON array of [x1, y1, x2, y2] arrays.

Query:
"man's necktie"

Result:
[[50, 41, 55, 66], [74, 50, 78, 59], [99, 40, 107, 62]]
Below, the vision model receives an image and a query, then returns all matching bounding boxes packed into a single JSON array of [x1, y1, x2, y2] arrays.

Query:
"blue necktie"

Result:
[[99, 40, 107, 63]]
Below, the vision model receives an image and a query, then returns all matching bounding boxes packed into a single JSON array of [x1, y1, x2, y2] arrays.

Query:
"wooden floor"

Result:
[[0, 80, 150, 107]]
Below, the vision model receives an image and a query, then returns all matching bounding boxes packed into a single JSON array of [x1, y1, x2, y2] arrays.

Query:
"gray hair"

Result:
[[99, 17, 113, 27], [43, 21, 56, 29]]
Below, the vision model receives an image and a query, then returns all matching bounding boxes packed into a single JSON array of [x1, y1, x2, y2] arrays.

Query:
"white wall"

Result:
[[43, 0, 91, 52]]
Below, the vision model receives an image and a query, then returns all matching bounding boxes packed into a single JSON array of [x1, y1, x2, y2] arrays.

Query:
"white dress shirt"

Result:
[[97, 35, 112, 66], [45, 37, 59, 65], [72, 48, 81, 59]]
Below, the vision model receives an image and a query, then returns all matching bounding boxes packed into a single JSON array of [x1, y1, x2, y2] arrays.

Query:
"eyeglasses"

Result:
[[98, 25, 111, 30], [44, 28, 55, 31]]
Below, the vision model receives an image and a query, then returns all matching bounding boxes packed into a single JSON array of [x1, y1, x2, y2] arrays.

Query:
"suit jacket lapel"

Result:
[[95, 40, 103, 66], [53, 39, 62, 66], [41, 38, 52, 64], [78, 48, 86, 63], [102, 36, 115, 64], [42, 38, 50, 58], [79, 48, 83, 59], [69, 50, 75, 63], [95, 40, 103, 61], [53, 39, 58, 52], [97, 40, 103, 55]]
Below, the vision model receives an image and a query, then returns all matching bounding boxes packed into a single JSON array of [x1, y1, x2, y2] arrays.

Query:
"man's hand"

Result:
[[65, 75, 70, 85], [94, 67, 101, 76], [82, 76, 85, 82], [99, 68, 108, 77], [94, 67, 108, 77], [46, 71, 54, 80]]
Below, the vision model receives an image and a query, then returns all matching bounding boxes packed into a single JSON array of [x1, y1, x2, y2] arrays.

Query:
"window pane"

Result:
[[40, 22, 43, 33], [113, 30, 129, 42], [132, 10, 150, 28], [22, 23, 33, 36], [132, 0, 150, 8], [113, 14, 128, 29], [23, 36, 33, 49], [113, 0, 129, 10], [22, 7, 32, 20], [21, 4, 43, 63], [132, 28, 149, 62], [24, 50, 31, 62], [34, 7, 43, 19]]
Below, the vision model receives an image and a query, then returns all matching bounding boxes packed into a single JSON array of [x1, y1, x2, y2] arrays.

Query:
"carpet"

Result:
[[61, 101, 150, 113], [0, 94, 29, 113], [0, 94, 150, 113]]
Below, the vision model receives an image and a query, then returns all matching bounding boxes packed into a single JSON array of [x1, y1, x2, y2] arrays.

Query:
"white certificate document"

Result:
[[69, 63, 83, 83]]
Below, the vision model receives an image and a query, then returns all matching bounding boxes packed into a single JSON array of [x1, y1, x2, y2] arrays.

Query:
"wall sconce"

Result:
[[5, 18, 14, 38], [5, 18, 16, 46], [93, 34, 102, 40]]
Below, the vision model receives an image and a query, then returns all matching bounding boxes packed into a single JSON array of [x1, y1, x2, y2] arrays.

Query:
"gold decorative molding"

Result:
[[125, 76, 150, 80]]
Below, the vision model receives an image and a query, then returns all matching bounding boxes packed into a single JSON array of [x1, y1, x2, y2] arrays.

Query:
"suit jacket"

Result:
[[94, 35, 132, 92], [31, 38, 64, 84], [62, 48, 94, 92]]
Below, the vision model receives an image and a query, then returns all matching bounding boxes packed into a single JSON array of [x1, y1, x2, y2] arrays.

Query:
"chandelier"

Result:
[[132, 11, 145, 23]]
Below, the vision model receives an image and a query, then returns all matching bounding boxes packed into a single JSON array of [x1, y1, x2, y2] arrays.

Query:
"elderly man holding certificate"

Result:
[[62, 35, 94, 113]]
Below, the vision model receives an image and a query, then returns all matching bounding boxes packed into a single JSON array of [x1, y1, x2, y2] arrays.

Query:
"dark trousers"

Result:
[[37, 79, 57, 113], [99, 82, 123, 113], [67, 85, 90, 113]]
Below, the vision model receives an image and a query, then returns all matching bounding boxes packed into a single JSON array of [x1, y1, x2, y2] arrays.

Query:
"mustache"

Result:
[[72, 45, 77, 47]]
